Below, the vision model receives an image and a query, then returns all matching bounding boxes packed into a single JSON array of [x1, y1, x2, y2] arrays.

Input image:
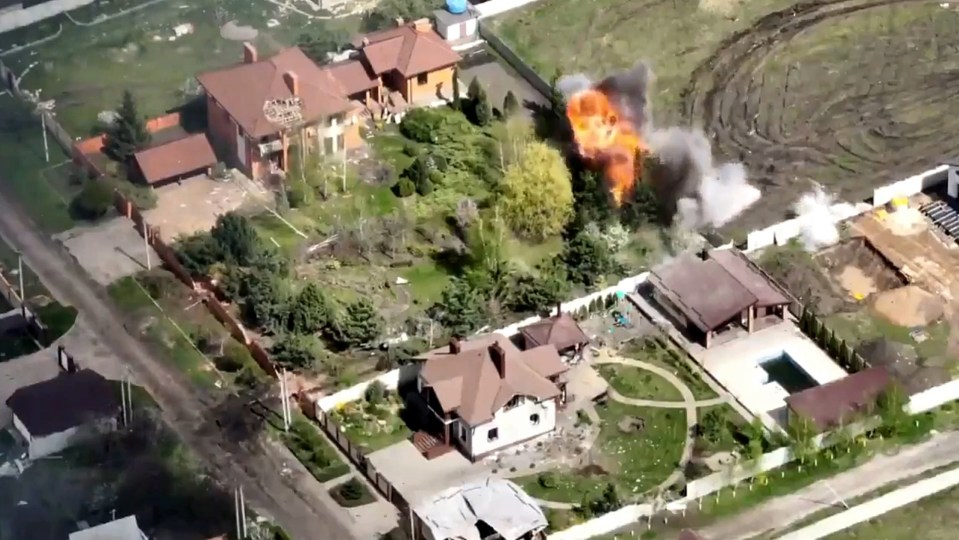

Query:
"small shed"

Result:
[[132, 133, 217, 187], [519, 308, 589, 357], [433, 3, 478, 43], [7, 369, 120, 458]]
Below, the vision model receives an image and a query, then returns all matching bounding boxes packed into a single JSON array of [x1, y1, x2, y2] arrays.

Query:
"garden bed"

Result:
[[328, 476, 376, 508], [328, 388, 413, 453], [282, 416, 350, 483]]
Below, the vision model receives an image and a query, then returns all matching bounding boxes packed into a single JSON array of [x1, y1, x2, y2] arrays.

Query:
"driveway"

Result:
[[54, 217, 154, 286], [458, 47, 546, 115]]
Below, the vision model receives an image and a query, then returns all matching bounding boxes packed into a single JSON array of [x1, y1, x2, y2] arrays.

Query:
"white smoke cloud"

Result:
[[556, 74, 594, 98], [792, 188, 865, 251]]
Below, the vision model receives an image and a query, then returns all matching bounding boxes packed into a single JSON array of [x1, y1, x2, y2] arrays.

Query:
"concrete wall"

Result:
[[29, 425, 79, 459], [906, 379, 959, 415], [468, 396, 556, 457], [872, 165, 949, 207], [473, 0, 542, 19], [0, 0, 94, 33]]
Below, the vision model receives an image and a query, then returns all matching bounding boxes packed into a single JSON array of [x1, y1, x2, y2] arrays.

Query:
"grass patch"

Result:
[[282, 415, 350, 483], [251, 211, 306, 257], [825, 309, 950, 362], [0, 94, 74, 233], [817, 482, 959, 540], [519, 401, 687, 503], [2, 1, 359, 136], [33, 302, 78, 344], [328, 392, 413, 453], [620, 337, 717, 400], [488, 0, 797, 122], [598, 363, 684, 402], [107, 274, 219, 388], [400, 260, 450, 305], [329, 476, 375, 508]]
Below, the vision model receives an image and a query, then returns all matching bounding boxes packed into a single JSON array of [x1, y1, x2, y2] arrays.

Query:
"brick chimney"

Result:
[[413, 18, 432, 33], [242, 42, 257, 64], [394, 17, 405, 27], [283, 71, 299, 96], [449, 337, 461, 354], [489, 343, 506, 380]]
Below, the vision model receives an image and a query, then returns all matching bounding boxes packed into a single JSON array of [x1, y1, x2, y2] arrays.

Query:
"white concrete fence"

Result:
[[0, 0, 95, 33], [744, 163, 956, 252], [472, 0, 542, 19]]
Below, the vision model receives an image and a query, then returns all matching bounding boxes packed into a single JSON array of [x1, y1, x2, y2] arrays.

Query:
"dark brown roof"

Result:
[[708, 249, 791, 308], [133, 133, 216, 184], [520, 313, 590, 351], [649, 253, 757, 332], [322, 59, 378, 96], [197, 47, 352, 138], [7, 370, 119, 437], [353, 21, 461, 77], [786, 366, 892, 432], [419, 334, 568, 426]]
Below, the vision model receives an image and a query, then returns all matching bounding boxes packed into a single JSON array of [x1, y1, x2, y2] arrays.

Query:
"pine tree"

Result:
[[104, 90, 150, 164], [548, 69, 566, 119], [473, 87, 492, 126]]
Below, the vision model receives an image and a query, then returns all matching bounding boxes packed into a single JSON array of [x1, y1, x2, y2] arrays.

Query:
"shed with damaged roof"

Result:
[[519, 304, 590, 358], [413, 334, 568, 460], [412, 477, 547, 540], [648, 248, 791, 348]]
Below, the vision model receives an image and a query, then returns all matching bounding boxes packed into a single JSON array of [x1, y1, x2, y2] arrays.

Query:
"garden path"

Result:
[[529, 348, 733, 510]]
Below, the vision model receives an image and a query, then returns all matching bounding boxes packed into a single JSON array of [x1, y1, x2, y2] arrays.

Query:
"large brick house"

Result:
[[196, 18, 460, 180]]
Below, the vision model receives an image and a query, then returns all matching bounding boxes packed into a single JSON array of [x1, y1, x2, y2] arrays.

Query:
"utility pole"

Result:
[[120, 377, 128, 427], [341, 144, 347, 192], [234, 488, 241, 540], [239, 486, 247, 538], [16, 252, 25, 319], [141, 220, 152, 270], [280, 368, 291, 432], [36, 97, 55, 164]]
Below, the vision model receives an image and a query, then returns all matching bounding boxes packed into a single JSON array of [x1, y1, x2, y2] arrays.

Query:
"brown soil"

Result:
[[872, 285, 944, 327], [837, 265, 876, 299], [684, 0, 959, 232]]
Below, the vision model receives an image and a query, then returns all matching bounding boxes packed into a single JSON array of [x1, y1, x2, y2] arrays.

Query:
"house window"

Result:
[[417, 73, 429, 85], [505, 396, 521, 410], [336, 133, 345, 151], [530, 414, 540, 425], [487, 428, 499, 442], [323, 137, 334, 155]]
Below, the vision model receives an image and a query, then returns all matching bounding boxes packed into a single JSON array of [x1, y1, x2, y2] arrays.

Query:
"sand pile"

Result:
[[872, 285, 943, 327], [885, 207, 927, 236], [837, 265, 876, 300]]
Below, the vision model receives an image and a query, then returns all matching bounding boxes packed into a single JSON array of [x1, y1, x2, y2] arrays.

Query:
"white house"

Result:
[[70, 514, 148, 540], [6, 368, 119, 459], [416, 334, 568, 460]]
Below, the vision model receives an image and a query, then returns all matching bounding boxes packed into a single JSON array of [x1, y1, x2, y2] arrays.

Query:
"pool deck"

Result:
[[700, 322, 848, 417]]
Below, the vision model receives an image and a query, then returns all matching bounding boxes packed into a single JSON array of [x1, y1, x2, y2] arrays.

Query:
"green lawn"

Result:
[[488, 0, 798, 122], [0, 94, 74, 232], [328, 393, 413, 453], [2, 2, 360, 136], [0, 235, 77, 345], [619, 338, 718, 400], [519, 401, 687, 503], [825, 483, 959, 540], [400, 260, 449, 306], [598, 363, 684, 402]]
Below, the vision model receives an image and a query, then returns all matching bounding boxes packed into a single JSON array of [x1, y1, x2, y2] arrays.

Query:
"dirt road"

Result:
[[0, 188, 358, 540]]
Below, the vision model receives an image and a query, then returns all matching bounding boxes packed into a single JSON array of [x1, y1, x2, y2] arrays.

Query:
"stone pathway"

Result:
[[530, 348, 736, 510]]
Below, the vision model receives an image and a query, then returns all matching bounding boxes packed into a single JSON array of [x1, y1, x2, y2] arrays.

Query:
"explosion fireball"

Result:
[[566, 89, 643, 207]]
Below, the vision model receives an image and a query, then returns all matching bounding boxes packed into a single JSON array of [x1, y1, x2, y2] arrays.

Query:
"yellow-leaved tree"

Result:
[[497, 141, 573, 240]]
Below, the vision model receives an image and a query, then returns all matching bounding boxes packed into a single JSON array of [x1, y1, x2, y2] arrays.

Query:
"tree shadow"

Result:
[[525, 100, 571, 144]]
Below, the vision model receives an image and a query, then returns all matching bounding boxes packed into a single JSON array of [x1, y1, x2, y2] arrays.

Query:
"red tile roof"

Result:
[[322, 59, 379, 96], [197, 47, 352, 138], [354, 21, 461, 77], [133, 133, 216, 184]]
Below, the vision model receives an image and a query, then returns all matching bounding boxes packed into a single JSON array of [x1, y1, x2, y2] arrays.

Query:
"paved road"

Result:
[[778, 465, 959, 540], [701, 429, 959, 539], [0, 189, 358, 540]]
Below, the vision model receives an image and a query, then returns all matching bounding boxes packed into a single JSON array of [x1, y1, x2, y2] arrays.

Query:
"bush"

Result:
[[330, 476, 373, 507], [392, 178, 415, 198], [340, 477, 364, 500], [415, 175, 433, 196], [537, 472, 557, 489], [215, 339, 255, 373], [110, 177, 157, 209], [365, 380, 387, 405], [70, 180, 115, 220]]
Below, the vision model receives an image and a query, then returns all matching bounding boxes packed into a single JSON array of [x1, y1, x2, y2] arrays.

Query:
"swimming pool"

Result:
[[760, 352, 818, 394]]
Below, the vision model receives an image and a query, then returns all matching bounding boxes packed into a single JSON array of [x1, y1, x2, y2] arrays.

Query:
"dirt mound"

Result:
[[837, 265, 876, 299], [872, 285, 943, 327], [885, 208, 928, 236]]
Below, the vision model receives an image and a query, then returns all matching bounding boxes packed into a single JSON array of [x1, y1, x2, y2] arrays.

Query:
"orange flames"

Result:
[[566, 89, 644, 206]]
